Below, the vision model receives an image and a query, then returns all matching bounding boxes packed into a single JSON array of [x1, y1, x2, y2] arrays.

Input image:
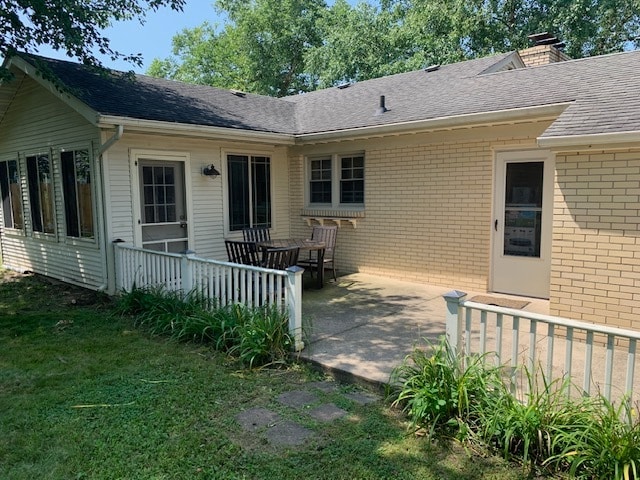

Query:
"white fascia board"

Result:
[[7, 56, 100, 125], [98, 115, 295, 145], [537, 130, 640, 150], [294, 103, 571, 145]]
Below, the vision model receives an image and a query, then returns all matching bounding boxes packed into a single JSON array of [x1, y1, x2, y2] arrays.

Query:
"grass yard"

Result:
[[0, 270, 534, 479]]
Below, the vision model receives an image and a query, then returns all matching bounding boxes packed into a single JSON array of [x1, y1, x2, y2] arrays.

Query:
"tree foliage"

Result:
[[0, 0, 185, 81], [150, 0, 639, 96]]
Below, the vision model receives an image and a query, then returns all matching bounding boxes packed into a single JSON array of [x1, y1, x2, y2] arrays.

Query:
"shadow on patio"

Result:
[[297, 273, 453, 387]]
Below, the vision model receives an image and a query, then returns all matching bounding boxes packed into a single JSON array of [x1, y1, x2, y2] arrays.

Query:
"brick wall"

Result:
[[552, 150, 640, 329], [289, 124, 542, 292]]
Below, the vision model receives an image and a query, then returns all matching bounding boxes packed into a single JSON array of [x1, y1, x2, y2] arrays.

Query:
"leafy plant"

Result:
[[115, 286, 292, 368], [233, 304, 293, 369], [546, 396, 640, 479], [390, 337, 504, 437], [474, 366, 583, 468]]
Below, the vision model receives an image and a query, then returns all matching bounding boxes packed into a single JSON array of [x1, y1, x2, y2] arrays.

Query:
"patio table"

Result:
[[257, 238, 326, 288]]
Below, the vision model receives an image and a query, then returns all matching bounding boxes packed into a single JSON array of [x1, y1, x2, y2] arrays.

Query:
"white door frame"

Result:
[[130, 149, 193, 250], [490, 149, 554, 298]]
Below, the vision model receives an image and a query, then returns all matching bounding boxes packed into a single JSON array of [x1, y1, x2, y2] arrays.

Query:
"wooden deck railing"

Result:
[[444, 291, 639, 404], [114, 243, 304, 351]]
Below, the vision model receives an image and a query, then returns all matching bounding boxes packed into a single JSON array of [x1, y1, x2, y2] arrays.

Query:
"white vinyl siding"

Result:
[[0, 75, 105, 289]]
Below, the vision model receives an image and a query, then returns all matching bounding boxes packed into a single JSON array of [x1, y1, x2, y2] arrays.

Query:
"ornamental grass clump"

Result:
[[116, 286, 292, 368], [390, 337, 504, 439], [390, 337, 640, 479], [545, 395, 640, 480], [474, 366, 583, 467]]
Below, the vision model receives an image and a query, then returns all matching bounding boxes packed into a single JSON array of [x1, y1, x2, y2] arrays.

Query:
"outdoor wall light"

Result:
[[202, 164, 221, 178]]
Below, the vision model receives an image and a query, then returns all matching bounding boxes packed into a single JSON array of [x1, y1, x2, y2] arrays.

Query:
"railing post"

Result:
[[286, 266, 305, 352], [443, 290, 467, 355], [112, 239, 127, 292], [181, 250, 196, 296]]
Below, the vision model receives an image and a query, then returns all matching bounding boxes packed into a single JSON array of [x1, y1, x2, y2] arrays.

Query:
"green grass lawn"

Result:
[[0, 270, 531, 479]]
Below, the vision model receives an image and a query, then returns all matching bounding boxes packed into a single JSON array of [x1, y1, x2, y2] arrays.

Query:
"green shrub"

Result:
[[475, 367, 585, 468], [390, 337, 640, 479], [390, 337, 504, 437], [546, 396, 640, 480], [115, 287, 293, 368]]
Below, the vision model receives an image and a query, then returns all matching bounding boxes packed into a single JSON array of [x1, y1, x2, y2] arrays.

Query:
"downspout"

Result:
[[97, 125, 124, 292]]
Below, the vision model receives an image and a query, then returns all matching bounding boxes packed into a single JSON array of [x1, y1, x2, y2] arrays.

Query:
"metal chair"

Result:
[[225, 240, 260, 266], [261, 246, 300, 270], [242, 227, 271, 243], [297, 225, 338, 281]]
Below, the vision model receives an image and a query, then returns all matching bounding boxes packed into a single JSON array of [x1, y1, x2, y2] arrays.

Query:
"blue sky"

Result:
[[35, 1, 220, 73]]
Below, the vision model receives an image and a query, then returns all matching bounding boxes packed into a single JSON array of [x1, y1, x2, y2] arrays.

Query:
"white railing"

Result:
[[444, 291, 640, 404], [113, 243, 304, 351]]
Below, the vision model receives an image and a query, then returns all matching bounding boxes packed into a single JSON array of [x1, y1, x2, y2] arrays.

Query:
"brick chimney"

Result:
[[519, 33, 571, 67]]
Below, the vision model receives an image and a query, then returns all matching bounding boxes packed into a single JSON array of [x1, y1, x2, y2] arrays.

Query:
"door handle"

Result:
[[494, 219, 498, 231]]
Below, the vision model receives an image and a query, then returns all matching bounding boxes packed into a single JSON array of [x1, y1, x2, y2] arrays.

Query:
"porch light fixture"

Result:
[[202, 164, 221, 178]]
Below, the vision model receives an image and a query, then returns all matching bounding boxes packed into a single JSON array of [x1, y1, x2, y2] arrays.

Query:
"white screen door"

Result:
[[491, 151, 553, 298], [138, 160, 188, 253]]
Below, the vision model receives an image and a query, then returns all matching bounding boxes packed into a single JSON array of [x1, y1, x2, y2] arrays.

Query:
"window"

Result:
[[26, 153, 55, 234], [310, 158, 332, 203], [340, 156, 364, 204], [0, 159, 23, 230], [61, 149, 94, 239], [227, 154, 271, 231], [308, 154, 365, 207]]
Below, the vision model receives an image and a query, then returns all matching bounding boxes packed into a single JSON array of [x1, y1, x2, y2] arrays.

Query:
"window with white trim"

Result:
[[227, 154, 271, 231], [307, 154, 364, 207], [0, 159, 23, 230], [61, 149, 94, 239], [26, 153, 55, 234]]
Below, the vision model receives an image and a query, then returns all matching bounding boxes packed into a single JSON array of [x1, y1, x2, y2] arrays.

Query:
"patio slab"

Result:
[[299, 272, 549, 388]]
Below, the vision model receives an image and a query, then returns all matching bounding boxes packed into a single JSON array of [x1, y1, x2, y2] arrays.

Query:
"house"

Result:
[[1, 44, 640, 330]]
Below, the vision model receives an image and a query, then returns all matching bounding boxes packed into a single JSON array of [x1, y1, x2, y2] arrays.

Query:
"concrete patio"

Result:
[[297, 272, 549, 388]]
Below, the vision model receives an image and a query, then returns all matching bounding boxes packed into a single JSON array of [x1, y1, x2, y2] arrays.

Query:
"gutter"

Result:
[[294, 103, 571, 144], [537, 130, 640, 150], [97, 115, 295, 145]]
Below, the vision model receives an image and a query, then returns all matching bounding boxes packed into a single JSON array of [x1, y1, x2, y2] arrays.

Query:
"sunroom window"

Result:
[[0, 159, 23, 230], [61, 149, 94, 239], [26, 153, 55, 234]]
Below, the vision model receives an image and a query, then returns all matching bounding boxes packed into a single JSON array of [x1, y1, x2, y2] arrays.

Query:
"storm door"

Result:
[[491, 151, 553, 298], [138, 160, 188, 253]]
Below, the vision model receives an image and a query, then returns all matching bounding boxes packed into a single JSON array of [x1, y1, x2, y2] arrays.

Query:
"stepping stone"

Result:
[[277, 390, 318, 410], [235, 407, 280, 432], [344, 391, 381, 405], [309, 403, 348, 422], [265, 420, 314, 446]]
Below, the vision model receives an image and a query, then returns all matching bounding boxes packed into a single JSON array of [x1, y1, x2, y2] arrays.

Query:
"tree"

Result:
[[0, 0, 186, 81], [149, 0, 640, 95], [149, 0, 327, 97], [304, 0, 404, 88]]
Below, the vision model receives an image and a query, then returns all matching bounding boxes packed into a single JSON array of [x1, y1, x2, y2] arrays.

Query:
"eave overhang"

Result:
[[294, 103, 571, 145], [537, 131, 640, 151], [97, 115, 296, 145]]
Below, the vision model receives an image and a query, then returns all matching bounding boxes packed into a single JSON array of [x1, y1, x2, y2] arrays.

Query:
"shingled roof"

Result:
[[11, 54, 297, 134], [5, 49, 640, 142]]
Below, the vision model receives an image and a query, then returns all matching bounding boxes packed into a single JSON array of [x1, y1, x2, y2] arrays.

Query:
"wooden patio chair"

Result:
[[297, 225, 338, 281], [225, 240, 260, 266], [242, 226, 271, 243], [260, 246, 300, 270]]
